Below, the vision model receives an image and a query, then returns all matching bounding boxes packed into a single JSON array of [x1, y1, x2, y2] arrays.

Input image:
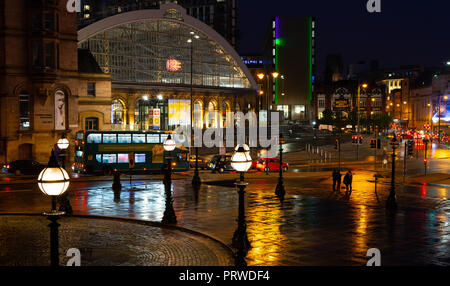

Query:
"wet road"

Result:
[[0, 168, 449, 266]]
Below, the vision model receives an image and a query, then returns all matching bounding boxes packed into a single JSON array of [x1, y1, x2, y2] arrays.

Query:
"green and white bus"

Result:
[[73, 131, 189, 175]]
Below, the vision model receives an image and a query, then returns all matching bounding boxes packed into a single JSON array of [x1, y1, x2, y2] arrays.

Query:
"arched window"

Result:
[[221, 101, 231, 128], [194, 101, 203, 129], [19, 91, 31, 130], [111, 100, 124, 125], [207, 101, 217, 128]]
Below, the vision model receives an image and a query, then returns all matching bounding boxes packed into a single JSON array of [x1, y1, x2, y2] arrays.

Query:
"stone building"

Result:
[[0, 0, 111, 163]]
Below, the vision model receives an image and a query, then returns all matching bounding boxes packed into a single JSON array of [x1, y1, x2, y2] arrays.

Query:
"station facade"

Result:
[[78, 3, 257, 133]]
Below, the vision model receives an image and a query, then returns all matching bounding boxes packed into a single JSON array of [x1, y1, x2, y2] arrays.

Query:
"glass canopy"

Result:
[[79, 19, 251, 89]]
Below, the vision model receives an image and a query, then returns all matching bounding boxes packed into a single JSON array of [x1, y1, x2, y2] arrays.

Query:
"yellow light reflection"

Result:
[[245, 192, 287, 266]]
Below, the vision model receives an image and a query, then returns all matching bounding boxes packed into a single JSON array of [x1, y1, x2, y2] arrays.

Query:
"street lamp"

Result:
[[231, 144, 252, 266], [38, 150, 70, 266], [275, 133, 285, 199], [56, 134, 69, 169], [162, 134, 177, 224], [188, 32, 202, 188], [56, 134, 72, 213], [386, 136, 399, 211], [356, 82, 368, 160]]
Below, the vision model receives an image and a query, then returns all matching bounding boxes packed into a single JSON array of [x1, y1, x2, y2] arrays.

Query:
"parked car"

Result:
[[6, 160, 45, 175], [255, 158, 289, 172], [188, 155, 208, 169], [208, 155, 234, 173]]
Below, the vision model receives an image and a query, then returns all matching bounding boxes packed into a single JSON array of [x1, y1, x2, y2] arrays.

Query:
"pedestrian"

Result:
[[332, 169, 338, 192], [336, 170, 342, 192], [343, 170, 353, 195]]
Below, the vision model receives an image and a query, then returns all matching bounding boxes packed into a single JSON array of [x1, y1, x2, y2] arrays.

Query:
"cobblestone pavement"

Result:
[[0, 215, 233, 266], [1, 166, 450, 266]]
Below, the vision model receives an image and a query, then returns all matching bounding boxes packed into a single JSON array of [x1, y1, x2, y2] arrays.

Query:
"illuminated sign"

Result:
[[166, 59, 182, 72], [335, 98, 349, 110]]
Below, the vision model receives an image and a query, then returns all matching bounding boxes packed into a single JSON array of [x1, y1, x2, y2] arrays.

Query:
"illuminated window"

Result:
[[147, 134, 160, 143], [135, 154, 146, 164], [118, 154, 129, 164], [87, 133, 101, 143], [103, 134, 117, 144], [132, 134, 146, 144], [118, 134, 132, 144], [19, 91, 31, 130], [103, 154, 117, 164]]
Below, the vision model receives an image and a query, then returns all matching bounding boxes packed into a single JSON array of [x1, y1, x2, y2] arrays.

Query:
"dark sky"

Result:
[[237, 0, 450, 77]]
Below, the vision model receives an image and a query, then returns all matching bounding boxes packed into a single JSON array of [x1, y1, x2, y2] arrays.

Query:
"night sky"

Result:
[[238, 0, 450, 77]]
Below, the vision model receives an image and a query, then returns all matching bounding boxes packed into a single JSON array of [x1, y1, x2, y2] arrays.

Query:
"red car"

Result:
[[255, 158, 289, 172]]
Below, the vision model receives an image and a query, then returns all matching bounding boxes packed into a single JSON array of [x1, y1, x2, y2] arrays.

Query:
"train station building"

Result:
[[78, 3, 257, 132]]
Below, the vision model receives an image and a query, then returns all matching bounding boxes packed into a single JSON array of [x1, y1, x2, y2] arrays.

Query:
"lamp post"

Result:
[[56, 134, 72, 213], [275, 133, 285, 199], [188, 32, 202, 187], [386, 136, 399, 211], [356, 83, 368, 160], [37, 150, 70, 266], [162, 134, 177, 224], [257, 72, 279, 175], [231, 144, 252, 266], [56, 134, 69, 170]]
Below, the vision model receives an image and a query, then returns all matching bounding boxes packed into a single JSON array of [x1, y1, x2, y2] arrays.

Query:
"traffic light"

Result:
[[352, 136, 357, 145], [370, 139, 376, 149], [407, 140, 414, 156], [359, 136, 363, 145], [334, 139, 340, 150]]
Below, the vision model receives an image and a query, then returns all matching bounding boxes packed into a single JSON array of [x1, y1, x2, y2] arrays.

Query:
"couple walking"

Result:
[[332, 169, 353, 195]]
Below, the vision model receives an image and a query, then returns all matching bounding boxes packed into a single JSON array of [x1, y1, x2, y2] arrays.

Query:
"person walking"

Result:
[[344, 170, 353, 196], [336, 170, 342, 192]]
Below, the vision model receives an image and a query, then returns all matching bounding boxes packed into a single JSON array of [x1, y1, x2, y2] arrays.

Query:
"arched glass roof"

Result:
[[78, 5, 256, 90]]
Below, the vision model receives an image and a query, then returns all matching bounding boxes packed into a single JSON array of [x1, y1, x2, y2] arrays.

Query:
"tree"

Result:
[[320, 109, 334, 125], [372, 113, 393, 132]]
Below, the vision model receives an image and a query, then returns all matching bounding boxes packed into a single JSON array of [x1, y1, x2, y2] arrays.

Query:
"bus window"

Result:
[[87, 133, 101, 144], [103, 154, 117, 164], [135, 153, 146, 163], [160, 134, 169, 143], [103, 134, 117, 144], [118, 154, 129, 163], [118, 134, 132, 144], [147, 134, 159, 143], [96, 154, 102, 163], [132, 134, 146, 144]]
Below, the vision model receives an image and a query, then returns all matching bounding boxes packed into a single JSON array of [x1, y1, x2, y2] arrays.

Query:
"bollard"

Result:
[[112, 170, 122, 193]]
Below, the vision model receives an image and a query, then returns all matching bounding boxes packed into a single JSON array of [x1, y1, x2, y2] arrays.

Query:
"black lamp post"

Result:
[[56, 134, 72, 214], [386, 136, 399, 210], [192, 146, 202, 187], [231, 145, 252, 265], [188, 32, 202, 188], [162, 135, 177, 224], [37, 150, 70, 266], [275, 133, 285, 199]]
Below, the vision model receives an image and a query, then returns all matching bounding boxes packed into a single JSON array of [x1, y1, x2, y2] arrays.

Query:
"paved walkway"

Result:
[[0, 215, 233, 266], [1, 170, 450, 266]]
